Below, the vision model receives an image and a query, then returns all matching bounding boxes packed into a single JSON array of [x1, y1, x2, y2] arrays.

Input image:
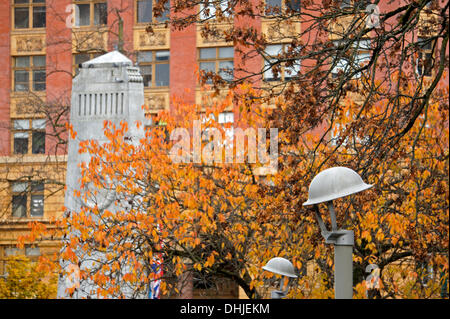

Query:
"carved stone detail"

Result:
[[72, 31, 108, 52], [140, 32, 166, 47], [14, 99, 33, 115], [197, 89, 231, 109], [263, 21, 300, 42], [134, 29, 169, 50], [197, 24, 233, 47], [144, 93, 168, 111], [11, 96, 45, 115], [12, 35, 45, 54]]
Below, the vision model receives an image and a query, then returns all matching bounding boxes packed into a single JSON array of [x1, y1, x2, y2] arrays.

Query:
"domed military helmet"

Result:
[[262, 257, 297, 278], [303, 167, 372, 206]]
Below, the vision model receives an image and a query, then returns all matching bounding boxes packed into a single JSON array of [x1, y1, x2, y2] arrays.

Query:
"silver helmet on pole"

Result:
[[262, 257, 298, 278], [303, 167, 373, 206]]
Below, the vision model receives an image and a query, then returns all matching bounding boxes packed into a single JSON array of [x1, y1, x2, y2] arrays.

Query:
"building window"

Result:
[[198, 47, 234, 83], [265, 0, 282, 15], [13, 56, 46, 92], [416, 37, 434, 77], [263, 44, 300, 81], [73, 0, 107, 27], [73, 52, 102, 75], [331, 39, 371, 79], [137, 50, 170, 87], [265, 0, 300, 16], [12, 119, 46, 155], [136, 0, 170, 23], [0, 245, 41, 275], [13, 0, 46, 29], [3, 246, 40, 258], [199, 0, 231, 20], [11, 181, 44, 218]]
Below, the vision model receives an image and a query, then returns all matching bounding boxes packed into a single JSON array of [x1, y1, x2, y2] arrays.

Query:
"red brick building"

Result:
[[0, 0, 443, 298]]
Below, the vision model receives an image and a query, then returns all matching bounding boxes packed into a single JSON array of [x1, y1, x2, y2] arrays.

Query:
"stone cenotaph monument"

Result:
[[57, 51, 147, 298]]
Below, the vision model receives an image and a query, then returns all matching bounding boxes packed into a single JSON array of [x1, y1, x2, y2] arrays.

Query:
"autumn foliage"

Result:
[[17, 0, 449, 299], [19, 74, 448, 299], [0, 255, 58, 299]]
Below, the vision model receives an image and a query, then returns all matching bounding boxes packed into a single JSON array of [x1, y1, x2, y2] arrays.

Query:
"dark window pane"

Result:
[[15, 7, 29, 29], [32, 131, 45, 154], [31, 181, 44, 192], [15, 70, 29, 82], [12, 195, 27, 217], [33, 55, 46, 67], [287, 0, 301, 11], [75, 53, 90, 64], [33, 70, 46, 91], [32, 119, 46, 130], [137, 0, 152, 23], [265, 44, 282, 57], [75, 54, 90, 75], [219, 60, 233, 81], [76, 4, 90, 26], [424, 53, 433, 76], [25, 246, 40, 256], [14, 120, 30, 130], [199, 61, 215, 73], [94, 2, 108, 25], [30, 195, 44, 216], [15, 56, 30, 67], [137, 51, 152, 63], [15, 70, 29, 91], [14, 132, 29, 154], [200, 62, 215, 84], [156, 0, 170, 22], [155, 63, 169, 86], [263, 59, 280, 81], [15, 0, 30, 3], [32, 0, 45, 3], [12, 182, 28, 193], [418, 38, 432, 50], [266, 0, 282, 15], [218, 47, 234, 58], [140, 65, 152, 87], [155, 51, 169, 61], [200, 48, 216, 59], [33, 6, 46, 28], [418, 52, 433, 76]]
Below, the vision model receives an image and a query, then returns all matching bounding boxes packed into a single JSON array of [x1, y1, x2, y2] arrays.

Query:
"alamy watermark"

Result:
[[169, 121, 279, 172]]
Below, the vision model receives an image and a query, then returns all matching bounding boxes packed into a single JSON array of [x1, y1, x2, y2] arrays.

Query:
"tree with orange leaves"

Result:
[[36, 72, 446, 299], [19, 0, 449, 299]]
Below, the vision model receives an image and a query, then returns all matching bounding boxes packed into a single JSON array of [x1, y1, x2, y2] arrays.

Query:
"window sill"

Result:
[[144, 86, 170, 92], [0, 217, 47, 226], [0, 154, 66, 164], [5, 154, 50, 164], [196, 18, 234, 26], [10, 91, 46, 98], [11, 28, 46, 35], [134, 22, 170, 28], [72, 25, 109, 32]]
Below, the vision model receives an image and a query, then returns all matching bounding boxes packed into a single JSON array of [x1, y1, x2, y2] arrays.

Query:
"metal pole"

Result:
[[333, 230, 354, 299]]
